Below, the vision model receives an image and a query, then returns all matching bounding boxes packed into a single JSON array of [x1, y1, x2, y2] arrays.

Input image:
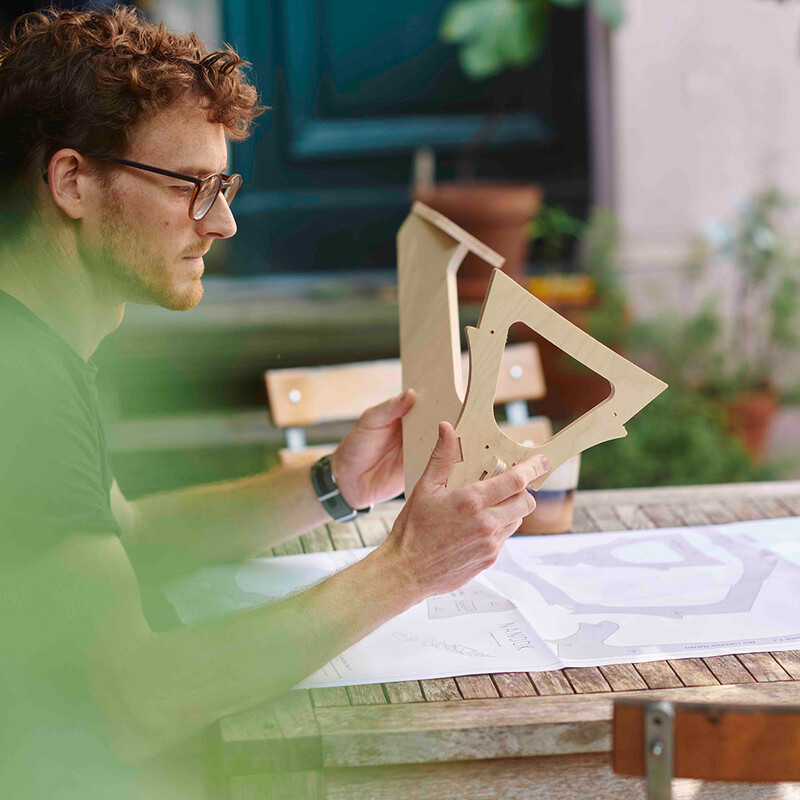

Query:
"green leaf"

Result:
[[459, 38, 504, 78], [440, 0, 502, 43], [591, 0, 625, 27], [495, 0, 543, 65]]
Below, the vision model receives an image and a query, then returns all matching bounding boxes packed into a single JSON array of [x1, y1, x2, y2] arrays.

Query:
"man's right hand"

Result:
[[381, 421, 550, 602]]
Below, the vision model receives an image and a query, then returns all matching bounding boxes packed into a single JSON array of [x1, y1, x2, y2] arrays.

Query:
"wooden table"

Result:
[[217, 481, 800, 800]]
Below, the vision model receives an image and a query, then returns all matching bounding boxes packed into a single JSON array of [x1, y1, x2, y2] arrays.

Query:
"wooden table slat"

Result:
[[300, 525, 334, 553], [419, 678, 462, 702], [384, 681, 425, 704], [780, 497, 800, 516], [703, 654, 757, 684], [598, 663, 648, 691], [346, 684, 387, 705], [310, 687, 351, 708], [455, 674, 499, 699], [666, 657, 719, 686], [492, 672, 537, 697], [668, 503, 713, 527], [580, 506, 624, 532], [355, 517, 389, 547], [609, 504, 656, 530], [750, 497, 793, 518], [723, 498, 765, 521], [641, 504, 684, 528], [695, 499, 738, 524], [736, 652, 792, 682], [568, 506, 596, 533], [634, 660, 683, 689], [563, 667, 612, 693], [528, 670, 574, 696], [770, 651, 800, 679], [271, 538, 304, 557], [327, 520, 363, 549]]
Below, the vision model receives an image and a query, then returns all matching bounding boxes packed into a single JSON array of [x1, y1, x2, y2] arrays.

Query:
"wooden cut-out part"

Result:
[[449, 269, 668, 491], [397, 201, 505, 494]]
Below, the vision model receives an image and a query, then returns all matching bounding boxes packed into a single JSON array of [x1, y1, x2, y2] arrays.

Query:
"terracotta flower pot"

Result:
[[725, 389, 779, 464], [415, 182, 542, 302]]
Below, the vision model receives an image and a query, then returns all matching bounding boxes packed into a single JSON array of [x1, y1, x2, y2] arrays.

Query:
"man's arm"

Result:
[[116, 390, 415, 566], [115, 460, 330, 565], [15, 423, 547, 765]]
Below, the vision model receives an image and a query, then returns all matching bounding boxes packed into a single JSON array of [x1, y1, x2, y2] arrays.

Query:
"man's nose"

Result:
[[197, 193, 237, 239]]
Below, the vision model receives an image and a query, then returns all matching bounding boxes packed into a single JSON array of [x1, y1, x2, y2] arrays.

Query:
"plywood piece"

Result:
[[398, 202, 504, 495], [385, 681, 425, 704], [493, 672, 537, 698], [448, 268, 667, 491], [599, 664, 648, 692]]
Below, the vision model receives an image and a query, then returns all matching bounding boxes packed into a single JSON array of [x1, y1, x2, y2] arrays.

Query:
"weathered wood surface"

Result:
[[223, 481, 800, 796]]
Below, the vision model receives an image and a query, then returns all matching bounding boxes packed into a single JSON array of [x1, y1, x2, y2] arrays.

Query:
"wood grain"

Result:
[[310, 687, 351, 708], [599, 664, 647, 692], [420, 678, 462, 702], [356, 517, 390, 546], [347, 684, 387, 705], [455, 674, 499, 699], [493, 672, 537, 698], [300, 526, 334, 553], [703, 655, 756, 684], [529, 670, 575, 696], [327, 521, 362, 550], [667, 658, 719, 687], [385, 681, 425, 704], [633, 661, 682, 689], [771, 651, 800, 679], [736, 653, 791, 683], [564, 667, 612, 694]]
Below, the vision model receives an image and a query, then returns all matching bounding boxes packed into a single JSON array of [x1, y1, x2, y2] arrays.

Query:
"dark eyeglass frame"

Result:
[[42, 153, 242, 221]]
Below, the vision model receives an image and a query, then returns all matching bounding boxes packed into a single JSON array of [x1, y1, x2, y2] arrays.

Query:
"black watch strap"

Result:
[[310, 455, 372, 523]]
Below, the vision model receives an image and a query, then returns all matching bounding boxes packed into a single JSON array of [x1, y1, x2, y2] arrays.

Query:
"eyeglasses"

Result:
[[42, 153, 243, 221]]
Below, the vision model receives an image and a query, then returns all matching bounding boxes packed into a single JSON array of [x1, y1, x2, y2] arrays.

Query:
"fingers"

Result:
[[360, 389, 417, 427], [479, 454, 550, 507], [491, 488, 536, 526], [419, 421, 459, 489]]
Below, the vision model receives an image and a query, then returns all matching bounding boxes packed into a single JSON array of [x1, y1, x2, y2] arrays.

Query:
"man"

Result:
[[0, 7, 548, 797]]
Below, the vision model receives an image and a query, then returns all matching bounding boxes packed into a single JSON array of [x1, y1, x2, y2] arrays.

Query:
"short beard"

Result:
[[87, 183, 203, 311]]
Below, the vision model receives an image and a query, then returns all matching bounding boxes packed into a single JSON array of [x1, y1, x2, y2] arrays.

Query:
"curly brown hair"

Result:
[[0, 4, 266, 225]]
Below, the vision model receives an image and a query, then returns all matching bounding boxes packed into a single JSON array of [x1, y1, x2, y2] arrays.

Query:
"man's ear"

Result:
[[45, 148, 94, 220]]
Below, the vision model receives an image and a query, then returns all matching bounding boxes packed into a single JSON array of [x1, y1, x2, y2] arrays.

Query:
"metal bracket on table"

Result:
[[645, 700, 675, 800]]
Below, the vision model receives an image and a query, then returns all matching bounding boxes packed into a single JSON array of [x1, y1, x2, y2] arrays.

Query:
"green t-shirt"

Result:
[[0, 290, 119, 547]]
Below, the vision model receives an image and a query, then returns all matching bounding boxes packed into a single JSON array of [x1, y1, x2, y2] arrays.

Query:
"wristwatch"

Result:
[[310, 454, 373, 523]]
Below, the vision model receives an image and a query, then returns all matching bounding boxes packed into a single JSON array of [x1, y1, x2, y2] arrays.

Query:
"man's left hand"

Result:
[[330, 389, 417, 510]]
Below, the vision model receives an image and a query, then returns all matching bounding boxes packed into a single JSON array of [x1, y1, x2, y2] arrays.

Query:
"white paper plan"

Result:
[[162, 517, 800, 688]]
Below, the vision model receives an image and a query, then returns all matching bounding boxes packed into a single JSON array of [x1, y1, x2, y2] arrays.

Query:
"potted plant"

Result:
[[417, 0, 625, 301]]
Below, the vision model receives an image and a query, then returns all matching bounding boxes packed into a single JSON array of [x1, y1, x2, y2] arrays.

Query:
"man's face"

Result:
[[80, 97, 237, 310]]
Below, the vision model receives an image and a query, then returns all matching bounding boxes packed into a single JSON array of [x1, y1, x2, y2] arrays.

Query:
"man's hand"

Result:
[[380, 421, 549, 601], [331, 389, 416, 508]]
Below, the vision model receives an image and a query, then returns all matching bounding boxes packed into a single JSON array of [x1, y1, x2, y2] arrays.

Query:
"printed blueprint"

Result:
[[163, 517, 800, 687]]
